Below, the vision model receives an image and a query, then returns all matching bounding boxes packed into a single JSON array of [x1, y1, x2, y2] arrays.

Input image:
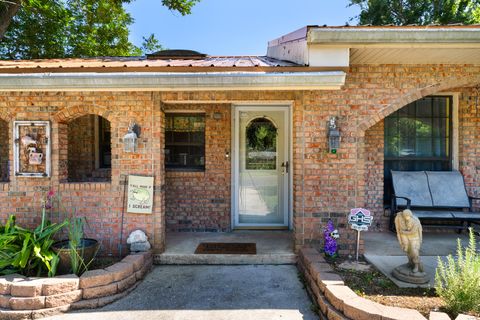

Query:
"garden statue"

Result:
[[392, 209, 429, 284], [127, 229, 151, 252]]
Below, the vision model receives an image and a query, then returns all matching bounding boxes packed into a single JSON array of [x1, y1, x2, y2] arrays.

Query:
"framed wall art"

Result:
[[13, 121, 51, 177]]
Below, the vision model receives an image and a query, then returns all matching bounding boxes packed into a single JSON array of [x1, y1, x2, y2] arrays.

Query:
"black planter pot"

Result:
[[52, 238, 99, 275]]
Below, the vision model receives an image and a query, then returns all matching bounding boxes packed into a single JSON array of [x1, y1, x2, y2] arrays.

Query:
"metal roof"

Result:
[[0, 56, 301, 73]]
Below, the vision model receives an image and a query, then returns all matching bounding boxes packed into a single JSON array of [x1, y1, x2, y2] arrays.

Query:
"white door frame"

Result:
[[231, 104, 292, 229]]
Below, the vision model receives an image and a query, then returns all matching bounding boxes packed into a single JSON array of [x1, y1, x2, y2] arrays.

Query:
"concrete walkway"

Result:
[[44, 265, 317, 320]]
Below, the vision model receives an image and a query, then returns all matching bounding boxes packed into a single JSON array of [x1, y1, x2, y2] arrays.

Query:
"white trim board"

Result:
[[0, 72, 346, 91]]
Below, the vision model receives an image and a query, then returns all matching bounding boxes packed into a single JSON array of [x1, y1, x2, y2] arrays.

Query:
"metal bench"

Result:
[[389, 170, 480, 231]]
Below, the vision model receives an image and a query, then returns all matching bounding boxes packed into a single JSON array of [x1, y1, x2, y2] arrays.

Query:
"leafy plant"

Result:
[[0, 214, 67, 277], [435, 228, 480, 315], [65, 214, 98, 276]]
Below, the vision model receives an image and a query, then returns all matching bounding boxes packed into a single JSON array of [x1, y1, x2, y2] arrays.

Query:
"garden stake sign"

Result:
[[348, 208, 373, 261]]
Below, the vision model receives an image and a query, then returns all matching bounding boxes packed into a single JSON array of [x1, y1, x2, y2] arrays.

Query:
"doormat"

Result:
[[194, 242, 256, 255]]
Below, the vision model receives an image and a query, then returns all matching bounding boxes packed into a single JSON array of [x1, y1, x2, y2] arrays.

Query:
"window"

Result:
[[384, 96, 452, 202], [165, 113, 205, 171], [98, 117, 111, 168], [0, 119, 8, 181], [245, 118, 277, 170]]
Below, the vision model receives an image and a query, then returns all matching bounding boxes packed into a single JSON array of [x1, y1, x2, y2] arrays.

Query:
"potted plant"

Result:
[[52, 214, 99, 275], [46, 190, 99, 275]]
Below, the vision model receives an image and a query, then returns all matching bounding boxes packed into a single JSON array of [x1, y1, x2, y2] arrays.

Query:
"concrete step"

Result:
[[154, 253, 297, 265]]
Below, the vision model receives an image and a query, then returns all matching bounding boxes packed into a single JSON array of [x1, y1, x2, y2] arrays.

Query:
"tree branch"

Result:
[[0, 0, 21, 40]]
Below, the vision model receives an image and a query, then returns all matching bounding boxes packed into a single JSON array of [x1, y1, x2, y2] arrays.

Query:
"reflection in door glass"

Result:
[[245, 118, 277, 170]]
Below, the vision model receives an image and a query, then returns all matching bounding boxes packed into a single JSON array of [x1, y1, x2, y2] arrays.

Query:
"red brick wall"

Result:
[[364, 120, 385, 230], [458, 87, 480, 208], [164, 104, 231, 232], [0, 64, 478, 256], [0, 92, 164, 256]]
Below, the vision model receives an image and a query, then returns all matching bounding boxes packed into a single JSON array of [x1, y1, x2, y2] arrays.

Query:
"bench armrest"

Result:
[[469, 195, 480, 211], [392, 195, 412, 209]]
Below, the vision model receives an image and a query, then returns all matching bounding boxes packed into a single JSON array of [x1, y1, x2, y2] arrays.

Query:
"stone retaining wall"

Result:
[[298, 248, 473, 320], [0, 251, 152, 319]]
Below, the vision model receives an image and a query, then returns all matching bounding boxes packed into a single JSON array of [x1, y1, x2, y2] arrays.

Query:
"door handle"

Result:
[[281, 161, 289, 175]]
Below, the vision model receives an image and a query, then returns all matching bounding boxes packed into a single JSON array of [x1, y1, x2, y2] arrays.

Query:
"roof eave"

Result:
[[0, 71, 347, 91], [307, 28, 480, 46]]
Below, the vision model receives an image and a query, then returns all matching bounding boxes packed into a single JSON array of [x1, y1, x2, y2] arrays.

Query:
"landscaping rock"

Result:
[[70, 298, 99, 310], [0, 294, 11, 308], [126, 230, 148, 244], [127, 230, 151, 252], [11, 279, 43, 297], [82, 283, 117, 299], [45, 290, 82, 308], [342, 296, 383, 320], [117, 274, 136, 292], [381, 306, 428, 320], [455, 315, 477, 320], [430, 311, 451, 320], [79, 269, 114, 289], [105, 262, 134, 282], [9, 296, 46, 310], [0, 308, 32, 320], [121, 254, 144, 272], [324, 285, 358, 312], [0, 274, 25, 295], [41, 274, 79, 295], [31, 305, 70, 319]]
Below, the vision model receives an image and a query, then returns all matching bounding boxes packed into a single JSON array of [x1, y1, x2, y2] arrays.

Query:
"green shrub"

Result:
[[0, 215, 67, 277], [435, 228, 480, 315]]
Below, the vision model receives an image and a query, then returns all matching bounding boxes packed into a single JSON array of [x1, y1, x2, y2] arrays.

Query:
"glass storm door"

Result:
[[233, 106, 289, 228]]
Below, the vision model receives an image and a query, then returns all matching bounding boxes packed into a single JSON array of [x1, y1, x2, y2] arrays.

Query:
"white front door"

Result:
[[233, 106, 290, 228]]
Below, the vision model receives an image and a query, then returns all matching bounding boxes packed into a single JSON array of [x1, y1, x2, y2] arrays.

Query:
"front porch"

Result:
[[154, 231, 296, 265], [363, 231, 473, 287]]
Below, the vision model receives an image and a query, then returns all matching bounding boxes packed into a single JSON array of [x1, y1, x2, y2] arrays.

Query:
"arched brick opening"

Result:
[[53, 105, 112, 124], [357, 75, 480, 133], [357, 77, 480, 232], [53, 106, 114, 183], [67, 114, 111, 182]]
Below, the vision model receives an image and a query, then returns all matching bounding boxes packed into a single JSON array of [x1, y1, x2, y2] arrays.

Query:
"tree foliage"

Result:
[[0, 0, 197, 59], [349, 0, 480, 25]]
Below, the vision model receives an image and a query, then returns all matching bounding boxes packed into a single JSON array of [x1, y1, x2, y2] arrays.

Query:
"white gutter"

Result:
[[0, 71, 346, 91], [308, 28, 480, 45]]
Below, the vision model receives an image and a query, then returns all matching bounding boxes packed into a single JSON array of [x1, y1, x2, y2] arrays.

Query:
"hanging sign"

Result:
[[348, 208, 373, 231], [127, 175, 154, 214]]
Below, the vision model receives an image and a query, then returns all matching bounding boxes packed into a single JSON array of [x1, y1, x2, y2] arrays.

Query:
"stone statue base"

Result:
[[392, 263, 429, 284]]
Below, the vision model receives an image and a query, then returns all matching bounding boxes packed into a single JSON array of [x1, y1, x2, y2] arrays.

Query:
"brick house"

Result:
[[0, 25, 479, 256]]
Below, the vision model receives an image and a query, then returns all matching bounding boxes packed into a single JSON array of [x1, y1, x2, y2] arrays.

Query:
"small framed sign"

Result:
[[348, 208, 373, 231], [13, 121, 51, 177], [127, 175, 154, 214]]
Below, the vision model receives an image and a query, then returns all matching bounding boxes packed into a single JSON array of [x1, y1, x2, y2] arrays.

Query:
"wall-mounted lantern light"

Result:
[[123, 122, 140, 153], [327, 116, 340, 154]]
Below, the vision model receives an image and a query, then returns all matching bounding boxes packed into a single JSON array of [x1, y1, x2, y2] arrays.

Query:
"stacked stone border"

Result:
[[0, 251, 152, 319], [298, 248, 473, 320]]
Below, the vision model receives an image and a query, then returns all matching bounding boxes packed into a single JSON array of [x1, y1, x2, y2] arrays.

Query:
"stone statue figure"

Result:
[[392, 209, 429, 284], [395, 209, 423, 272]]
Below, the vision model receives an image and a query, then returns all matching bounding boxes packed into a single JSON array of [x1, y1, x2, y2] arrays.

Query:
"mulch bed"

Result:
[[325, 257, 480, 319], [88, 256, 121, 270]]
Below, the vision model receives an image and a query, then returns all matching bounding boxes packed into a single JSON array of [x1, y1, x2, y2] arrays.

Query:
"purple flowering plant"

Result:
[[324, 220, 339, 258]]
